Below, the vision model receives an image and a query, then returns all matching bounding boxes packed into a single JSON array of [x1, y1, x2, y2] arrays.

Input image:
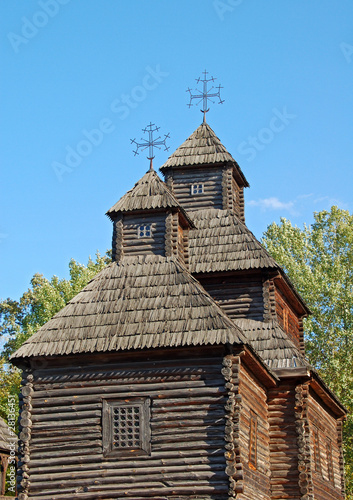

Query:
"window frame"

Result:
[[137, 224, 152, 238], [102, 397, 151, 458], [190, 183, 204, 195]]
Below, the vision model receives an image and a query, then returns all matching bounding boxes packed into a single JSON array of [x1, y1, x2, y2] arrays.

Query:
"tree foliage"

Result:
[[0, 252, 111, 421], [263, 206, 353, 496]]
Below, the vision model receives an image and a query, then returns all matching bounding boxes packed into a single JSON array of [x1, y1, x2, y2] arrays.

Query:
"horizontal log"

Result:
[[32, 381, 225, 399]]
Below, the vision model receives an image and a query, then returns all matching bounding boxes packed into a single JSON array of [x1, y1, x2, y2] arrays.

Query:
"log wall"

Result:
[[122, 213, 166, 257], [267, 381, 300, 499], [23, 354, 230, 500], [238, 362, 271, 500], [274, 287, 301, 349], [166, 167, 224, 211], [199, 273, 264, 321], [308, 389, 345, 499]]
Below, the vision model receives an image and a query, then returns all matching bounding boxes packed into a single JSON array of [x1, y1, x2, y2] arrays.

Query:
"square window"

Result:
[[103, 398, 151, 457], [138, 224, 152, 238], [191, 183, 204, 195]]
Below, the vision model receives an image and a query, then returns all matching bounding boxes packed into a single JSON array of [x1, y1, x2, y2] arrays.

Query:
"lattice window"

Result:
[[249, 410, 258, 469], [326, 438, 334, 483], [103, 398, 151, 457], [191, 183, 204, 195], [138, 224, 152, 238]]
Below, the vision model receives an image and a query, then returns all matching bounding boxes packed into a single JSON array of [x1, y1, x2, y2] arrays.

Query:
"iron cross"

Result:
[[186, 70, 224, 121], [131, 123, 170, 169]]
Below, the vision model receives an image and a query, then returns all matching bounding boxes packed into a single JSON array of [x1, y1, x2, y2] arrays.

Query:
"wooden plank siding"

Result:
[[122, 213, 166, 257], [167, 167, 224, 211], [267, 381, 300, 500], [274, 287, 301, 350], [308, 388, 345, 499], [199, 273, 264, 321], [24, 354, 230, 500], [238, 362, 271, 500]]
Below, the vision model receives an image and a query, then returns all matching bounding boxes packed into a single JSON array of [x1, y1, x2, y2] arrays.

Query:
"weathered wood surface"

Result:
[[123, 213, 166, 257], [25, 356, 230, 499], [200, 272, 264, 321], [188, 209, 278, 275], [169, 167, 224, 211], [308, 387, 345, 499], [274, 286, 301, 349], [238, 362, 271, 500], [267, 381, 301, 499]]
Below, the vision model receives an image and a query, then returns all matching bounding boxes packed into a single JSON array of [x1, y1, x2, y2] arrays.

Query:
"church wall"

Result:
[[267, 381, 300, 499], [24, 352, 230, 500], [308, 388, 345, 499], [166, 167, 224, 211], [238, 362, 271, 500], [122, 213, 166, 257], [199, 273, 264, 321], [274, 286, 301, 350]]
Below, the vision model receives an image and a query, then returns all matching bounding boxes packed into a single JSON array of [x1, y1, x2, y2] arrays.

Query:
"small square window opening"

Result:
[[191, 184, 204, 195], [103, 398, 151, 457], [138, 224, 152, 238]]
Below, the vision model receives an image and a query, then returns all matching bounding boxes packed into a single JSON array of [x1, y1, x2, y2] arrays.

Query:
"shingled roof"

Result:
[[160, 123, 248, 185], [11, 255, 246, 361], [107, 169, 192, 224], [235, 318, 310, 370], [188, 209, 278, 274]]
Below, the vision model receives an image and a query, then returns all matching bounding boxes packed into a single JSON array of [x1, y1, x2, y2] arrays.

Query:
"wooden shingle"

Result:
[[160, 122, 249, 188], [107, 169, 192, 225], [188, 208, 278, 273], [11, 255, 246, 360]]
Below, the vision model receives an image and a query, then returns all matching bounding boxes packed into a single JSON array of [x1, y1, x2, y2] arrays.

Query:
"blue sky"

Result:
[[1, 0, 353, 300]]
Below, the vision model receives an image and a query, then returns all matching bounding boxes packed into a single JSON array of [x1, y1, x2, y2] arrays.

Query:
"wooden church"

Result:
[[11, 113, 347, 499]]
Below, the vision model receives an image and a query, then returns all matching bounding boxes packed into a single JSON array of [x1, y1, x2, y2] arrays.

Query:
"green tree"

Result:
[[0, 251, 111, 421], [262, 206, 353, 496]]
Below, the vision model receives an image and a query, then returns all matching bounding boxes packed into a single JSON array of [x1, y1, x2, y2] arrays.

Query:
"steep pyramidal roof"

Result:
[[11, 255, 246, 360], [160, 122, 249, 185], [107, 169, 189, 219]]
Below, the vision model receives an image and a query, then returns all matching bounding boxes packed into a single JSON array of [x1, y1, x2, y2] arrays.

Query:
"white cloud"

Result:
[[248, 197, 296, 213]]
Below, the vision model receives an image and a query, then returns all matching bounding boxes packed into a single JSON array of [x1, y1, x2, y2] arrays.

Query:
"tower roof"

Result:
[[11, 255, 246, 361], [160, 122, 249, 187], [106, 169, 193, 225], [188, 209, 278, 274]]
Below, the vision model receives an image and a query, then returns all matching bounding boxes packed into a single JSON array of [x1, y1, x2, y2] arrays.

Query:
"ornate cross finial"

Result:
[[187, 70, 224, 122], [131, 122, 170, 170]]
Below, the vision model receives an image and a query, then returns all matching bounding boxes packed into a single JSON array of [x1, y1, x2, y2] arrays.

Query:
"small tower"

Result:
[[106, 168, 193, 266], [160, 122, 249, 221]]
